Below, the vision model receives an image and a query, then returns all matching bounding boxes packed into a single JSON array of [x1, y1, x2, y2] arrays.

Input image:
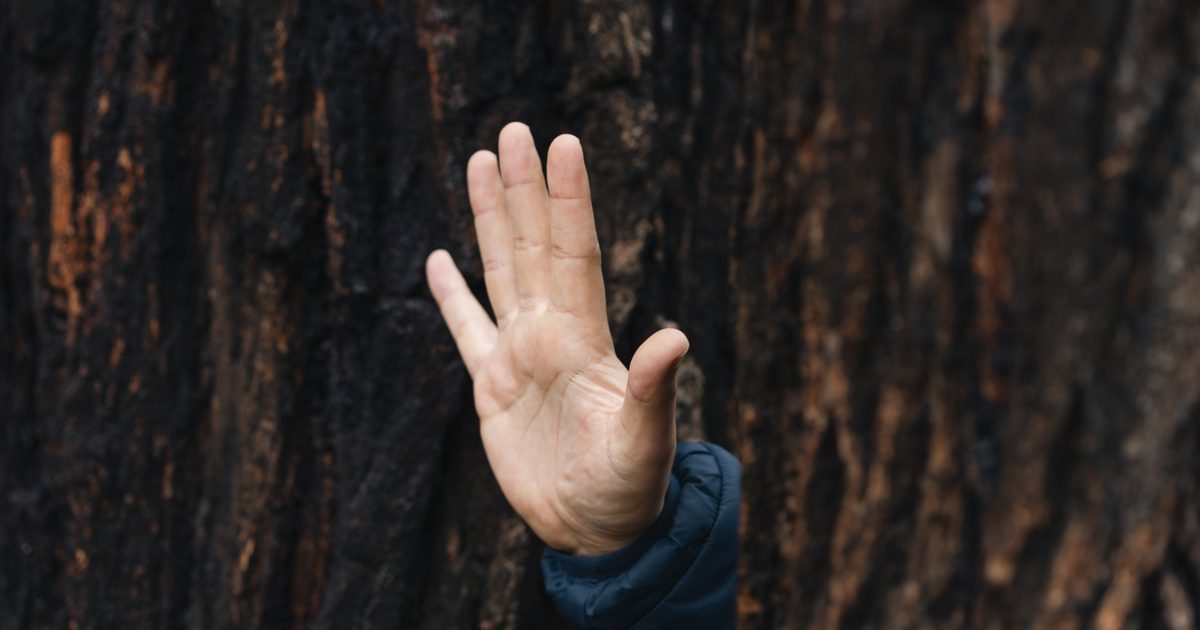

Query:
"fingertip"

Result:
[[498, 121, 532, 151], [426, 247, 452, 269], [547, 134, 588, 197], [626, 328, 691, 404], [467, 150, 502, 207], [467, 149, 498, 174], [425, 249, 454, 296], [547, 134, 584, 168], [498, 122, 542, 183], [666, 328, 690, 361], [649, 327, 690, 362], [549, 133, 582, 155]]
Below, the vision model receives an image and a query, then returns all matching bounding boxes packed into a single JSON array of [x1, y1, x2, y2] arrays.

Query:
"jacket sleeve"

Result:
[[540, 441, 741, 629]]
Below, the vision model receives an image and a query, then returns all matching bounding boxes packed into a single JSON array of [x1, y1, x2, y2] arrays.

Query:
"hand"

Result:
[[426, 123, 689, 556]]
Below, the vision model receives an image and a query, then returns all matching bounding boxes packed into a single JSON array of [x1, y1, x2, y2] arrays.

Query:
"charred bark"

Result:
[[2, 1, 1199, 628]]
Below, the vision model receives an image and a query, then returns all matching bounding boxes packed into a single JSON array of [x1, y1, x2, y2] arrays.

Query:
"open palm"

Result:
[[426, 123, 689, 556]]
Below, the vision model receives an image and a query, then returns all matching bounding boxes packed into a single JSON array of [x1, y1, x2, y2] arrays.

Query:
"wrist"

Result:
[[570, 540, 632, 557], [548, 513, 658, 557], [556, 480, 674, 557]]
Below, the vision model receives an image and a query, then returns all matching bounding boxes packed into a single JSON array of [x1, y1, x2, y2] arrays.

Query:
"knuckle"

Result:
[[482, 255, 510, 273], [471, 203, 497, 218], [504, 178, 543, 193], [550, 242, 600, 261], [513, 234, 546, 251]]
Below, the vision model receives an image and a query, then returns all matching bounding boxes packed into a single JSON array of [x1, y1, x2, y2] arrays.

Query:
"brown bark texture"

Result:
[[2, 0, 1200, 628]]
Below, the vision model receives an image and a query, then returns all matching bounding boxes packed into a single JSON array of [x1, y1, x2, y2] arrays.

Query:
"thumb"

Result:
[[619, 328, 690, 459]]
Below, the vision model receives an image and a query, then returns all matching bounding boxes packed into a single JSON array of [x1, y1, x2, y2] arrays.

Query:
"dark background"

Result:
[[2, 0, 1199, 627]]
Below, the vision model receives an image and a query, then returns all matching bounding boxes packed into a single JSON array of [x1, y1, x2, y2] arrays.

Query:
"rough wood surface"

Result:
[[2, 1, 1199, 628]]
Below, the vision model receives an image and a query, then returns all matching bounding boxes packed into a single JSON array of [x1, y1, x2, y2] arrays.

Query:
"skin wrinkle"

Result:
[[481, 255, 510, 272], [550, 244, 602, 261], [546, 300, 599, 320], [512, 233, 548, 251]]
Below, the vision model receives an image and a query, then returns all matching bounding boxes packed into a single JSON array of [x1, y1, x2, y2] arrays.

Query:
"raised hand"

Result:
[[426, 123, 689, 556]]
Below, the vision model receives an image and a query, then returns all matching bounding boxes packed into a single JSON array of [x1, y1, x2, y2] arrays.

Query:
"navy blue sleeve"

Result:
[[540, 441, 741, 629]]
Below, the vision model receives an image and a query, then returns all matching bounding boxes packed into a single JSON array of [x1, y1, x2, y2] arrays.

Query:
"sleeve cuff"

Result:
[[540, 442, 740, 629]]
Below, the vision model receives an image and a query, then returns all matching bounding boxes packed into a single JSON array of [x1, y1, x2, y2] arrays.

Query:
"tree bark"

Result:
[[2, 1, 1199, 628]]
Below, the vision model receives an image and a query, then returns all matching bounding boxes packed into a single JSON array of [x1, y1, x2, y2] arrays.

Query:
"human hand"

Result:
[[426, 123, 689, 556]]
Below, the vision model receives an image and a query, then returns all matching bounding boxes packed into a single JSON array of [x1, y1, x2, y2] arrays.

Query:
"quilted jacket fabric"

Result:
[[541, 442, 741, 629]]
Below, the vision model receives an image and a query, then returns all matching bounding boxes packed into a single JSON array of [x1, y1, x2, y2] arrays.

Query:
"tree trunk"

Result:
[[3, 0, 1199, 628]]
